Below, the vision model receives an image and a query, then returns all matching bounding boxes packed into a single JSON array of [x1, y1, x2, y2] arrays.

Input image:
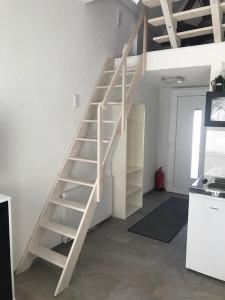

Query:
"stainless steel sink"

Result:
[[207, 182, 225, 192]]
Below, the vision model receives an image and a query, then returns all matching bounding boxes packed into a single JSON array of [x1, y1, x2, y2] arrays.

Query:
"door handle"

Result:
[[209, 207, 219, 211]]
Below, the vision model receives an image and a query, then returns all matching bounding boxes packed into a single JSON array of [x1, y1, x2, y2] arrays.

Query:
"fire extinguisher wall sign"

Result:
[[155, 167, 165, 191]]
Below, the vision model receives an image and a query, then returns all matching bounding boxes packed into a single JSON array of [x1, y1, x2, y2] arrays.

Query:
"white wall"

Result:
[[156, 88, 171, 175], [134, 78, 159, 193], [0, 0, 136, 268], [141, 43, 225, 180]]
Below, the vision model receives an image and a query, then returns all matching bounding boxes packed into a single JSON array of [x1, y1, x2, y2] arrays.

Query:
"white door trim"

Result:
[[166, 87, 208, 195]]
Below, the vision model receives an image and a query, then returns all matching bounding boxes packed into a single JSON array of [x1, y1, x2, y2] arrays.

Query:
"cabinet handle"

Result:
[[209, 207, 219, 210]]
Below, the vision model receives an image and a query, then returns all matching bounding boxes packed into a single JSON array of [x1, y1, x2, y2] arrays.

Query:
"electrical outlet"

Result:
[[73, 94, 80, 108]]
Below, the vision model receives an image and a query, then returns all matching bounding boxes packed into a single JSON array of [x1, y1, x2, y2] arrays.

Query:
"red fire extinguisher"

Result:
[[155, 167, 164, 191]]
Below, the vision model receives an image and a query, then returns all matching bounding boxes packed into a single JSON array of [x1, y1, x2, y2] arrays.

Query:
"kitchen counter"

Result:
[[190, 175, 225, 198]]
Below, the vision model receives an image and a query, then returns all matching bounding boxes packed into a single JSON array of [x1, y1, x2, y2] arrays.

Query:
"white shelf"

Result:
[[126, 184, 142, 197], [112, 104, 145, 219], [127, 165, 142, 175], [126, 204, 141, 218]]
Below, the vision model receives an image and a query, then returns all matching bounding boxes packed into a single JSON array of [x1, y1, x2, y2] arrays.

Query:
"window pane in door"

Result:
[[191, 110, 202, 179]]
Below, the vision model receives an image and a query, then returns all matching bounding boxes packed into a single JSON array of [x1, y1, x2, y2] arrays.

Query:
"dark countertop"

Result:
[[190, 175, 225, 198]]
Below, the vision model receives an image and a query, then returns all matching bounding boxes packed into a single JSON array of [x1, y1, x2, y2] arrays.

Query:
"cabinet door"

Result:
[[0, 202, 12, 300], [186, 194, 225, 281]]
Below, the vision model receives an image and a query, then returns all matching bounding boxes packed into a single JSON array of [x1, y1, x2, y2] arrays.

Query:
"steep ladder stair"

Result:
[[16, 7, 148, 296]]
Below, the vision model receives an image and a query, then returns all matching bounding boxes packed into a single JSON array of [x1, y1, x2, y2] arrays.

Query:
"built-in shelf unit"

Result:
[[112, 104, 145, 219]]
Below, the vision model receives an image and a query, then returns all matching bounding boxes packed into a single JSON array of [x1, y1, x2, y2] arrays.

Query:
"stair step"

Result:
[[91, 101, 122, 106], [59, 176, 95, 187], [83, 119, 116, 124], [68, 156, 97, 164], [51, 198, 86, 212], [103, 69, 135, 75], [96, 84, 130, 89], [41, 221, 78, 239], [29, 245, 67, 269], [76, 137, 111, 143]]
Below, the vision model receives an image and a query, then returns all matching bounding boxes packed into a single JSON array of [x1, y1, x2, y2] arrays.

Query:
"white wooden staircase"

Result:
[[16, 7, 148, 297]]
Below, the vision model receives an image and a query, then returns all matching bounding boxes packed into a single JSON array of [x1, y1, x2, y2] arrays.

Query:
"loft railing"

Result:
[[143, 0, 225, 48]]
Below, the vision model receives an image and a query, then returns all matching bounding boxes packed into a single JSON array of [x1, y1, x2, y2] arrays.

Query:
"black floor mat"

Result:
[[128, 197, 189, 243]]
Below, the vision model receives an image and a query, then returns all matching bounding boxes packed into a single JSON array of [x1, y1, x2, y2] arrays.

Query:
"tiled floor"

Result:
[[15, 191, 225, 300]]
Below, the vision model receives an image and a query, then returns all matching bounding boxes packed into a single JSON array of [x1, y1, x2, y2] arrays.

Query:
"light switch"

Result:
[[73, 94, 80, 108], [116, 9, 122, 27]]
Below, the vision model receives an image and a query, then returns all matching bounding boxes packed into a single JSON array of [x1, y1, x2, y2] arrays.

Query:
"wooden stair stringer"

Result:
[[53, 54, 143, 296], [54, 184, 97, 296], [16, 58, 114, 275], [16, 8, 147, 296]]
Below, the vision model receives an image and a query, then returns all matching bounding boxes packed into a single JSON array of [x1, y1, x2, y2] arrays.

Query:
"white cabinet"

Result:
[[112, 104, 145, 219], [0, 195, 15, 300], [186, 192, 225, 281]]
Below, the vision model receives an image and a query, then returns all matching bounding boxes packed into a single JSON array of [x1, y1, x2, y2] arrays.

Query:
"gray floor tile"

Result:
[[15, 191, 225, 300]]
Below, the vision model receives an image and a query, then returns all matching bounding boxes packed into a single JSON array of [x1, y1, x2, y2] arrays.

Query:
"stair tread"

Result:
[[97, 84, 130, 89], [51, 198, 86, 212], [41, 221, 78, 239], [103, 69, 135, 74], [59, 176, 95, 187], [77, 137, 111, 143], [83, 119, 116, 124], [68, 156, 97, 163], [91, 101, 122, 105], [29, 245, 67, 269], [108, 101, 122, 105]]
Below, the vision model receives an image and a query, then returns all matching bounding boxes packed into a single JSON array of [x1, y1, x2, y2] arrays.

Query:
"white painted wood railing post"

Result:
[[122, 44, 127, 133], [159, 0, 180, 48], [142, 6, 148, 75], [210, 0, 223, 43], [97, 104, 103, 202]]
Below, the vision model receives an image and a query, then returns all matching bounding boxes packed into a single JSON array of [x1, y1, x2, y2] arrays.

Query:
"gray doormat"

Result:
[[128, 197, 189, 243]]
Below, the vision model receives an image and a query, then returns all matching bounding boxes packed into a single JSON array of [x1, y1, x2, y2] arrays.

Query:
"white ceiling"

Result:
[[143, 66, 211, 88], [120, 0, 140, 14]]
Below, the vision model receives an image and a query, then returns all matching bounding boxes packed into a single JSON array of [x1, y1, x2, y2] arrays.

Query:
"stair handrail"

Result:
[[101, 6, 147, 111], [97, 6, 148, 201], [97, 103, 103, 202]]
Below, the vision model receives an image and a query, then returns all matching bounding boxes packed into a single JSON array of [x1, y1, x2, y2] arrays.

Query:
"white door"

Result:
[[167, 88, 207, 195]]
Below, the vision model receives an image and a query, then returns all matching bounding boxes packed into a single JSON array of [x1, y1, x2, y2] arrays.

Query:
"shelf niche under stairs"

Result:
[[112, 104, 145, 219]]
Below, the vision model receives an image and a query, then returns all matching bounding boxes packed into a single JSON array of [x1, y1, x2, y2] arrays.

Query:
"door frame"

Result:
[[166, 87, 208, 195]]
